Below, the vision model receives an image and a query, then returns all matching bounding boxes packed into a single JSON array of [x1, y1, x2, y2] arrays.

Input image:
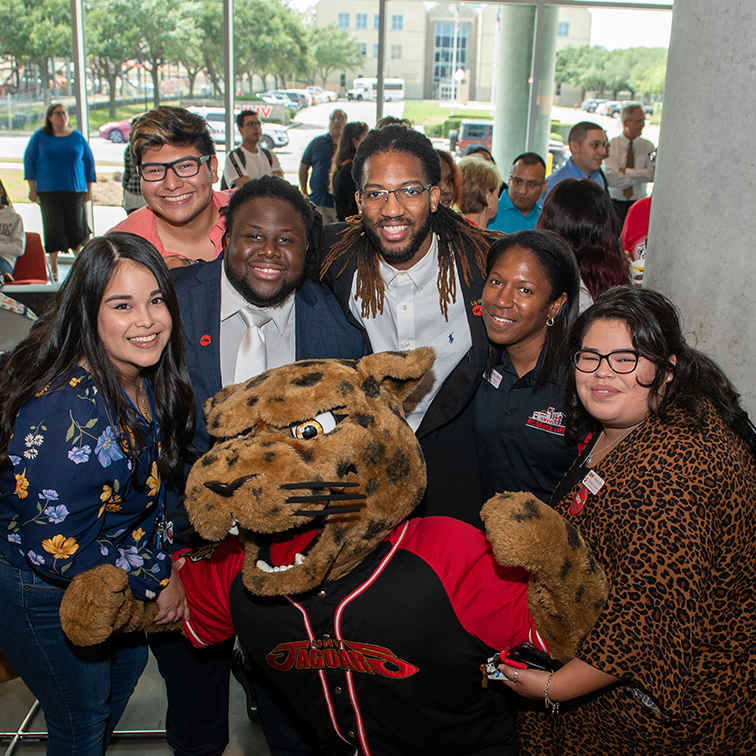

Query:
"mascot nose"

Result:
[[204, 474, 257, 497]]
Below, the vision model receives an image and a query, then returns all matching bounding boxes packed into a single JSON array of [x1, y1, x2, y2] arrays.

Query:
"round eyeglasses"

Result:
[[359, 185, 431, 207], [138, 155, 211, 182], [573, 349, 641, 374]]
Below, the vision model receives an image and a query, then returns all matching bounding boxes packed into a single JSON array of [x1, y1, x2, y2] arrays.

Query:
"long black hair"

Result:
[[0, 232, 194, 485], [484, 230, 580, 391], [564, 287, 751, 442]]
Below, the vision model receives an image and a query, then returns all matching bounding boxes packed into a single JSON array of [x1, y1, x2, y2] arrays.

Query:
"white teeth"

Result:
[[163, 193, 191, 202], [229, 519, 239, 535], [256, 552, 306, 574], [254, 267, 281, 274], [491, 316, 514, 324], [129, 334, 158, 343]]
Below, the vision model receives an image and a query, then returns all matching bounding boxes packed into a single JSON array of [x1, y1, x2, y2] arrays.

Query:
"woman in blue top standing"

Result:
[[23, 103, 96, 281], [0, 232, 194, 756]]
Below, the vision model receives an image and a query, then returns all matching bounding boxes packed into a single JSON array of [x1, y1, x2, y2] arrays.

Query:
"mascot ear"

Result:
[[356, 348, 435, 404]]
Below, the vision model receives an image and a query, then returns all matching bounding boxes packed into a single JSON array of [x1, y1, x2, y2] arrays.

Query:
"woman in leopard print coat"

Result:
[[498, 287, 756, 755]]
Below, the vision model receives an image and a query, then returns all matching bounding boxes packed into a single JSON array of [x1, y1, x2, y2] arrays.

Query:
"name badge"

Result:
[[582, 469, 605, 495], [486, 369, 503, 389]]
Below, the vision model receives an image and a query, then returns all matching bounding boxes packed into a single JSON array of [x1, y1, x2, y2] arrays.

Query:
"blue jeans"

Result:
[[0, 553, 148, 756]]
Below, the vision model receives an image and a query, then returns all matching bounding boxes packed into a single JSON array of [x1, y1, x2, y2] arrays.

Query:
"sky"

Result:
[[288, 1, 674, 50]]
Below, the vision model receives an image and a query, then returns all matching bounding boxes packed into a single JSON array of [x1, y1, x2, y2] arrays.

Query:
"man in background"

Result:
[[545, 121, 608, 198], [489, 152, 546, 233], [223, 109, 284, 188], [299, 109, 346, 223]]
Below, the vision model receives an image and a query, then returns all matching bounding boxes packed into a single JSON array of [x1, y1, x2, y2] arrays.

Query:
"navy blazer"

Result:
[[168, 254, 366, 547], [321, 223, 490, 525]]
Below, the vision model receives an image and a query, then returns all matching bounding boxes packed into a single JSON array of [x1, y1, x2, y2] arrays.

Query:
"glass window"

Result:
[[356, 13, 367, 30], [390, 44, 403, 60], [338, 12, 349, 29], [361, 43, 367, 56], [558, 21, 570, 37], [373, 43, 379, 58], [433, 22, 468, 99], [374, 14, 381, 30], [391, 15, 403, 31]]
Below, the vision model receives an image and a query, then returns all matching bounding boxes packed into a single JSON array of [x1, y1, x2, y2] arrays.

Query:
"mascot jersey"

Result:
[[178, 516, 546, 756]]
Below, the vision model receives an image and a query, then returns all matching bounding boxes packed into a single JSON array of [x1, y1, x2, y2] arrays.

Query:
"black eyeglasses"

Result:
[[138, 155, 211, 181], [360, 185, 431, 207], [573, 349, 641, 374]]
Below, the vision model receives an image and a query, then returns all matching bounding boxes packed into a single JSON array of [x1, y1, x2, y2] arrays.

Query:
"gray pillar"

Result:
[[491, 5, 534, 168], [646, 0, 756, 414], [531, 6, 558, 162]]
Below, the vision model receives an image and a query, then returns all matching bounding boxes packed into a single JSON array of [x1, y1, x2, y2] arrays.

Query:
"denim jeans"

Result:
[[0, 553, 148, 756]]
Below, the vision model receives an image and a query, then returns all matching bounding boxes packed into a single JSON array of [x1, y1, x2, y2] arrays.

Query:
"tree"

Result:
[[555, 45, 609, 99], [307, 24, 363, 88], [85, 0, 141, 116]]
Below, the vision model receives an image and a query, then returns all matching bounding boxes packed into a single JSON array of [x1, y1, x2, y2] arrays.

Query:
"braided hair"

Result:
[[322, 127, 500, 320]]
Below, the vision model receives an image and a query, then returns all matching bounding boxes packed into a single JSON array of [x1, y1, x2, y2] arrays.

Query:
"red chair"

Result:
[[12, 233, 49, 285]]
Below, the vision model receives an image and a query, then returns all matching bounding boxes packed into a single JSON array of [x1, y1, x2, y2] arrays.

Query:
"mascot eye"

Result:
[[291, 412, 338, 440]]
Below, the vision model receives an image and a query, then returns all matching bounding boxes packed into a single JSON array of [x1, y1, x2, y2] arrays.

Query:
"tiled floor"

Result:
[[0, 652, 273, 755]]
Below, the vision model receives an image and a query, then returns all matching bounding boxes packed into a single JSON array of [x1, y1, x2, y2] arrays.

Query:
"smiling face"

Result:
[[138, 143, 218, 228], [97, 261, 172, 384], [575, 318, 656, 432], [357, 150, 440, 270], [437, 157, 455, 207], [482, 246, 566, 353], [570, 129, 608, 175], [224, 196, 308, 308]]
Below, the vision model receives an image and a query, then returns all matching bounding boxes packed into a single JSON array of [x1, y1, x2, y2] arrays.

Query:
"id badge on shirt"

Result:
[[485, 369, 503, 389]]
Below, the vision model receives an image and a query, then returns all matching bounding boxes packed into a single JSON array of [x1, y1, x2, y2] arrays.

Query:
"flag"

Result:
[[454, 4, 461, 33]]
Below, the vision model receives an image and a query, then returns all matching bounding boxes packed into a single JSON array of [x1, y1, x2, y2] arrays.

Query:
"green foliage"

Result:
[[555, 44, 667, 100], [307, 24, 364, 88]]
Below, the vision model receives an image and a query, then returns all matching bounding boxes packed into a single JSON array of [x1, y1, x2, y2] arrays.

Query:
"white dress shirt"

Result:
[[604, 134, 656, 201], [348, 234, 473, 431], [219, 266, 297, 387]]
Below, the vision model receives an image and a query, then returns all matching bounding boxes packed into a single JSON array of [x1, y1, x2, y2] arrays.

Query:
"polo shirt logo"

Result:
[[526, 407, 566, 436]]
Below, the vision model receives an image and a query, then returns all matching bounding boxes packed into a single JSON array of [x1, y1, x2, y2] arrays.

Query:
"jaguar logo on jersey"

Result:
[[266, 639, 419, 679], [526, 407, 566, 436]]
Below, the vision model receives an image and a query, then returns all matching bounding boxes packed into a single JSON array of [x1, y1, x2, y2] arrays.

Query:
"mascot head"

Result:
[[184, 349, 434, 597]]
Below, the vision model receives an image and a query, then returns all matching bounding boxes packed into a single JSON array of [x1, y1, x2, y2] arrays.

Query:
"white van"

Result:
[[347, 78, 405, 102]]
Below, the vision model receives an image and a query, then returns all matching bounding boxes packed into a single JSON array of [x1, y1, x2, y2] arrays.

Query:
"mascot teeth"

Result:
[[229, 519, 240, 536], [256, 553, 306, 574]]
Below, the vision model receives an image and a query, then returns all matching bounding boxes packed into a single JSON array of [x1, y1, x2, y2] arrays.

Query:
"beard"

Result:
[[362, 212, 434, 267], [224, 256, 306, 309]]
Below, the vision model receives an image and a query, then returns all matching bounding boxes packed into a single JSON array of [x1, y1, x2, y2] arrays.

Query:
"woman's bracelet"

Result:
[[544, 672, 560, 715]]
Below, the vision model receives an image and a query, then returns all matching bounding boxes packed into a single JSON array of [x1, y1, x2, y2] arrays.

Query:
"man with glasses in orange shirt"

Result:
[[488, 152, 547, 234]]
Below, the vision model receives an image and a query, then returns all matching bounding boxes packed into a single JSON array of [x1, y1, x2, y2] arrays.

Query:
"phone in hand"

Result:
[[504, 642, 563, 673]]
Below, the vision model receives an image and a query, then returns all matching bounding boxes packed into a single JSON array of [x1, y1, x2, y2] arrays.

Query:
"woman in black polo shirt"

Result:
[[473, 229, 582, 503]]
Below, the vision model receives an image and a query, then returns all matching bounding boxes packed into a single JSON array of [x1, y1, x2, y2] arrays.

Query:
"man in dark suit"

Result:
[[320, 126, 497, 526], [151, 176, 365, 756]]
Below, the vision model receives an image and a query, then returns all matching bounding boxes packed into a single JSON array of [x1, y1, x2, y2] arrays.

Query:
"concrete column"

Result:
[[646, 0, 756, 414], [531, 6, 559, 162], [491, 5, 534, 168]]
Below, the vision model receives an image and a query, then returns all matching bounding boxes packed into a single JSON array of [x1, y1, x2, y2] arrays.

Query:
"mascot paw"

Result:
[[482, 491, 609, 662], [60, 564, 166, 646]]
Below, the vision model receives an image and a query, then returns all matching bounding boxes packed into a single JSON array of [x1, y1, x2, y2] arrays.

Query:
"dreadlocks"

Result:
[[322, 126, 501, 320]]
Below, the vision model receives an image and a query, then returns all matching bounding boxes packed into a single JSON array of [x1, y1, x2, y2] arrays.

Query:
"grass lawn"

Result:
[[404, 100, 494, 128], [69, 100, 181, 133], [2, 169, 30, 204]]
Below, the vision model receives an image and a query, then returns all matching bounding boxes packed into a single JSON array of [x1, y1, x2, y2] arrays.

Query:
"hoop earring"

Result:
[[546, 317, 555, 327]]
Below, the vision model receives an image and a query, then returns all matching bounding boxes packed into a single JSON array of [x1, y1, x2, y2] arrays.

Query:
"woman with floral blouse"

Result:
[[0, 232, 194, 756]]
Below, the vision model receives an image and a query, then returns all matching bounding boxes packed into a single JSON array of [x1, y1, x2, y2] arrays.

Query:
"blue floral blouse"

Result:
[[0, 367, 171, 601]]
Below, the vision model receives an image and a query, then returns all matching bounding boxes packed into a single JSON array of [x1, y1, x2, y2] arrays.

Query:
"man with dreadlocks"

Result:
[[150, 175, 365, 756], [321, 126, 501, 525]]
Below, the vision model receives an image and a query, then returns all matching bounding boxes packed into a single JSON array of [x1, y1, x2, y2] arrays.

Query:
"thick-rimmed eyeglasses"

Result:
[[138, 155, 211, 182], [573, 349, 641, 374], [360, 185, 431, 207]]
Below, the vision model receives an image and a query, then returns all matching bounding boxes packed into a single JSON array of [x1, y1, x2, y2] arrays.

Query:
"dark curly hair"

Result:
[[537, 178, 630, 299], [223, 175, 324, 278], [564, 286, 751, 443], [0, 233, 195, 486], [484, 230, 580, 392]]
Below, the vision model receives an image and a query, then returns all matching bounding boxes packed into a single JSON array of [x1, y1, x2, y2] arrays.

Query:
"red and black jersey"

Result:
[[179, 517, 546, 756]]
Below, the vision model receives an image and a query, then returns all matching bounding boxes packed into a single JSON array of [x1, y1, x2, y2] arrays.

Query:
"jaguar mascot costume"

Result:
[[61, 349, 607, 755]]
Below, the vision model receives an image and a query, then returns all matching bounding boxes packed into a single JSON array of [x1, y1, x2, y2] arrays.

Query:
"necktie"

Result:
[[623, 140, 635, 200], [234, 307, 271, 384]]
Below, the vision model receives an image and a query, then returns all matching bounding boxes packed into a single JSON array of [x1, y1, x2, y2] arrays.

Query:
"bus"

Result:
[[347, 78, 405, 102]]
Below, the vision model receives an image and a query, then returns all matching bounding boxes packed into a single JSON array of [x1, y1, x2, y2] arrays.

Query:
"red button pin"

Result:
[[200, 334, 211, 346]]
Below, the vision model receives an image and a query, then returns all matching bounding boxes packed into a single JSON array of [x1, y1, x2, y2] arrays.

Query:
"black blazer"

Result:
[[321, 223, 490, 525]]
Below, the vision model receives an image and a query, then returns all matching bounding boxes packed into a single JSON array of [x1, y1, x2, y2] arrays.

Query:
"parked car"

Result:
[[595, 100, 654, 118], [267, 90, 309, 110], [307, 86, 337, 103], [290, 89, 314, 107], [258, 92, 299, 112], [98, 113, 146, 143], [580, 98, 608, 113], [187, 106, 289, 150]]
